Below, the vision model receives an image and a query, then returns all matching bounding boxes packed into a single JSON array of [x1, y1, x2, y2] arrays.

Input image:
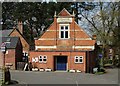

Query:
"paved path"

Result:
[[8, 68, 118, 84]]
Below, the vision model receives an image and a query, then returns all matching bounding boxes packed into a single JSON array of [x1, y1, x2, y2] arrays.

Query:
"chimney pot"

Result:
[[92, 35, 96, 40]]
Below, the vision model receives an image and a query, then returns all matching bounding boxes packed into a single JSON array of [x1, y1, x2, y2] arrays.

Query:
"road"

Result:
[[6, 68, 118, 84]]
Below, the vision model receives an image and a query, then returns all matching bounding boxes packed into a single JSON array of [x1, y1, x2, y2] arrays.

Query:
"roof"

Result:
[[1, 37, 19, 49], [58, 8, 72, 17], [9, 28, 30, 45], [0, 29, 13, 37], [0, 28, 30, 45]]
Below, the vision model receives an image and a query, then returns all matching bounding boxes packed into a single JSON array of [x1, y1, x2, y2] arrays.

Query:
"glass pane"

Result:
[[43, 59, 46, 62], [75, 56, 78, 58], [65, 31, 68, 38], [65, 26, 68, 30], [75, 59, 78, 62], [39, 59, 42, 62], [80, 57, 83, 58], [39, 56, 42, 59], [43, 56, 46, 59], [61, 26, 64, 30], [61, 31, 64, 38], [80, 59, 83, 62]]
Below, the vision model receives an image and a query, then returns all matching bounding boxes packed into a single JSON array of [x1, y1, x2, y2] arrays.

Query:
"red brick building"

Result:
[[9, 22, 30, 55], [1, 22, 30, 62], [0, 37, 23, 69], [30, 8, 96, 72]]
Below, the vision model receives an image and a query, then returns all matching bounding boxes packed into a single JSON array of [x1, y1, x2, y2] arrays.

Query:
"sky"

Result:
[[0, 0, 119, 2]]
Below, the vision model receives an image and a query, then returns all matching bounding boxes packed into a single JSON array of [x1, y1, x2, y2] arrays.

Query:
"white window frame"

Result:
[[39, 55, 43, 63], [74, 56, 83, 63], [59, 24, 70, 39], [39, 55, 47, 63], [43, 55, 47, 63]]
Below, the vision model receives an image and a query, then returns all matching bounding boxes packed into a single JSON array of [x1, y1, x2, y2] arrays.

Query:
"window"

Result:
[[6, 38, 11, 42], [60, 25, 69, 39], [39, 55, 47, 63], [43, 56, 47, 63], [39, 56, 43, 63], [5, 38, 11, 44], [74, 56, 83, 63]]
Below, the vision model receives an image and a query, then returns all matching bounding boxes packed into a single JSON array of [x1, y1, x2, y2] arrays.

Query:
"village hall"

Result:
[[30, 8, 96, 73]]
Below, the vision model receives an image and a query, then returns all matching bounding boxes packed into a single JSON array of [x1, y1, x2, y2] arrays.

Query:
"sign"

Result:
[[5, 63, 13, 66], [1, 47, 6, 52], [1, 43, 6, 53], [57, 18, 72, 23], [98, 54, 102, 58], [32, 57, 38, 63]]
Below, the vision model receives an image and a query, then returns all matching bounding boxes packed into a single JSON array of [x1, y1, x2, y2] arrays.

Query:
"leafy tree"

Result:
[[74, 2, 119, 66], [2, 2, 72, 43]]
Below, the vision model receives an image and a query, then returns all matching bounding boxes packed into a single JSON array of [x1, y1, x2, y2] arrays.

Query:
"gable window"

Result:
[[59, 24, 69, 39], [39, 55, 47, 63], [74, 56, 83, 63]]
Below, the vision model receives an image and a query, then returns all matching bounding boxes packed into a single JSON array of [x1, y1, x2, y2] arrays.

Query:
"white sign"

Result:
[[57, 18, 72, 23], [1, 47, 6, 52], [32, 57, 38, 63]]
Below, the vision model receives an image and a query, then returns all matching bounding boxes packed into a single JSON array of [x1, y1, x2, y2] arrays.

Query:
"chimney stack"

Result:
[[92, 35, 97, 40], [18, 21, 23, 34]]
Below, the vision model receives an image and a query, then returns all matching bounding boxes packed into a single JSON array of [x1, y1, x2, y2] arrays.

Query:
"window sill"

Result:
[[58, 38, 70, 40], [74, 62, 83, 64], [39, 62, 47, 64]]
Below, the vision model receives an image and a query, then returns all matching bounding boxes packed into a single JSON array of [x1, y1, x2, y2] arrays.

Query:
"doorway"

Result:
[[54, 56, 67, 71]]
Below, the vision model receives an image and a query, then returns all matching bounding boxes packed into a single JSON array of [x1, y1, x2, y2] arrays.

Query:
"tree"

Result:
[[75, 2, 119, 66], [2, 2, 72, 43], [71, 2, 96, 23]]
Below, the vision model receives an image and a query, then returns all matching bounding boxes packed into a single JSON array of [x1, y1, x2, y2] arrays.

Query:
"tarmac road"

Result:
[[8, 68, 118, 84]]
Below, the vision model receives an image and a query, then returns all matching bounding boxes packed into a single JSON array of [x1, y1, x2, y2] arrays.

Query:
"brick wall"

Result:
[[35, 16, 95, 51], [10, 29, 29, 52], [0, 52, 3, 68], [30, 51, 86, 72], [31, 9, 96, 72], [5, 49, 16, 69], [0, 40, 23, 70]]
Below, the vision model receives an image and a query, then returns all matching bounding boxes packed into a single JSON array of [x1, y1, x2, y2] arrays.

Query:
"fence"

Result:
[[17, 62, 26, 70]]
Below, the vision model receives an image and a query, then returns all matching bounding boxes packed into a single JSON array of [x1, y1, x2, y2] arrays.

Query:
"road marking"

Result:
[[76, 81, 79, 86]]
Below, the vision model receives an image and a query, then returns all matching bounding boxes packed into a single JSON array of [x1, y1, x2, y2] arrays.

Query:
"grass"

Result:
[[0, 79, 3, 83], [0, 79, 10, 86], [95, 72, 105, 75]]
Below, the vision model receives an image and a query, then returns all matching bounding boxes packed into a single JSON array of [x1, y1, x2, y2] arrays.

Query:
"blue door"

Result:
[[56, 56, 67, 71]]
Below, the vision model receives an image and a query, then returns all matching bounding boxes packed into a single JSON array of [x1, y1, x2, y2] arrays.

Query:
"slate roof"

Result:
[[1, 37, 19, 49], [0, 29, 13, 37]]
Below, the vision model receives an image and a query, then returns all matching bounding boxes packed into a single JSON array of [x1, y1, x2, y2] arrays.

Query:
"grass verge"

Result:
[[95, 72, 105, 75]]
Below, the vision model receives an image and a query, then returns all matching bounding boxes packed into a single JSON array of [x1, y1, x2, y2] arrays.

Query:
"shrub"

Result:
[[95, 72, 104, 75], [100, 68, 106, 73]]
